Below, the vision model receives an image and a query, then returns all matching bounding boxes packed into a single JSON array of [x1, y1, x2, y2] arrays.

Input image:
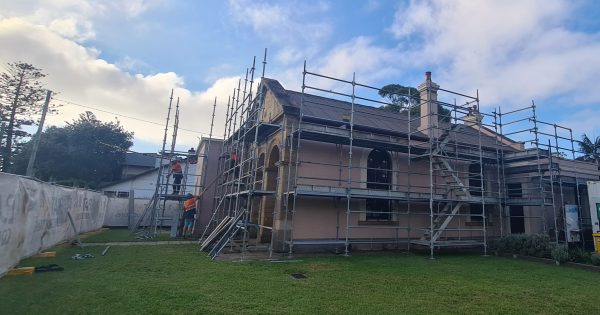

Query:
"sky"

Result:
[[1, 0, 599, 153]]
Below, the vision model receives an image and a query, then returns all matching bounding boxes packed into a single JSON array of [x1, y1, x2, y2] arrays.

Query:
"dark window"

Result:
[[469, 163, 482, 196], [366, 149, 392, 220], [117, 191, 130, 198], [509, 205, 525, 234], [104, 191, 129, 198], [507, 183, 523, 198], [470, 204, 484, 222]]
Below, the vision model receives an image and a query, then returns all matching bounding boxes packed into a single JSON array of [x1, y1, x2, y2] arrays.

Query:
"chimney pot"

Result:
[[425, 71, 432, 81]]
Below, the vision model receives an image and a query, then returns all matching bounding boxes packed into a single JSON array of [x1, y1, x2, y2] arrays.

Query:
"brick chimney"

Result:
[[418, 71, 440, 138]]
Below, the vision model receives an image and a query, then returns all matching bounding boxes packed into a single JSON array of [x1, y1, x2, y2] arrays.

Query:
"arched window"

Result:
[[366, 149, 392, 220]]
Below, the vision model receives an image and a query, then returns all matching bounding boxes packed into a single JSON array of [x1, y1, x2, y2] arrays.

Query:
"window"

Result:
[[117, 191, 130, 198], [103, 191, 130, 198], [470, 204, 484, 222], [366, 149, 392, 220], [507, 183, 522, 198], [509, 205, 525, 234], [469, 163, 482, 196]]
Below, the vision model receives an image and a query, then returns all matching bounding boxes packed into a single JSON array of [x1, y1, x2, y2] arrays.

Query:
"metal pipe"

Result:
[[344, 72, 356, 256]]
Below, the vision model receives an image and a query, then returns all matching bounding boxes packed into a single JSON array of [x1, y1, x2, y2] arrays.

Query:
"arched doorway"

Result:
[[366, 149, 392, 220], [260, 146, 279, 243]]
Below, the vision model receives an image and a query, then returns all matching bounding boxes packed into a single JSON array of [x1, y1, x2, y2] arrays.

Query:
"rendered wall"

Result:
[[193, 138, 222, 233], [0, 173, 109, 276], [286, 139, 499, 242], [101, 197, 180, 227]]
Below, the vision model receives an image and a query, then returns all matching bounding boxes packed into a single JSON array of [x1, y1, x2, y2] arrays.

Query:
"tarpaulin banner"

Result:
[[0, 173, 108, 276], [564, 204, 580, 242]]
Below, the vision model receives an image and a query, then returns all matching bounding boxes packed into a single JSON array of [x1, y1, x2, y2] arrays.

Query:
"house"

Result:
[[198, 70, 600, 257], [119, 152, 159, 179], [101, 159, 198, 199]]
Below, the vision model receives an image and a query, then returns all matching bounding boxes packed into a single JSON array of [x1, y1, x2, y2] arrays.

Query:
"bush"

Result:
[[591, 253, 600, 266], [551, 245, 569, 264], [496, 234, 551, 258], [568, 247, 591, 264]]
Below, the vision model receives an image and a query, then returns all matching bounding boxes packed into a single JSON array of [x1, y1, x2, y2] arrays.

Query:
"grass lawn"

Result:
[[81, 228, 174, 243], [2, 231, 599, 314]]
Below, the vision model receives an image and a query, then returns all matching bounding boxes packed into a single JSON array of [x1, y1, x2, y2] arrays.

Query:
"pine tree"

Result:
[[0, 62, 52, 172]]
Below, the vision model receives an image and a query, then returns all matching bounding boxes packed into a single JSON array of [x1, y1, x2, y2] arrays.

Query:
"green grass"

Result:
[[82, 228, 174, 243], [2, 230, 600, 314]]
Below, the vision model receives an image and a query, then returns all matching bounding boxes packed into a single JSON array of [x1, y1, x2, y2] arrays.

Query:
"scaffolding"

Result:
[[132, 90, 213, 238], [200, 57, 600, 259]]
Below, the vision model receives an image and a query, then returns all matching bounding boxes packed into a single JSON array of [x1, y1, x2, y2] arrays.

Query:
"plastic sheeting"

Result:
[[0, 173, 108, 276]]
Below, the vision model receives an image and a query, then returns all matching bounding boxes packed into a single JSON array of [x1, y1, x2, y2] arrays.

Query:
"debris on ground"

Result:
[[32, 251, 56, 258], [71, 253, 95, 260], [35, 264, 64, 273], [290, 273, 307, 279], [6, 267, 35, 276], [101, 246, 111, 256]]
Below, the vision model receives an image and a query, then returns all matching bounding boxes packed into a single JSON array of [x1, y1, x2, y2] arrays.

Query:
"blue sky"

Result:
[[1, 0, 600, 153]]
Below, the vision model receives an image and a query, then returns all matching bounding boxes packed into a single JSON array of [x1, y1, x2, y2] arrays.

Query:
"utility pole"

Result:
[[26, 90, 52, 177]]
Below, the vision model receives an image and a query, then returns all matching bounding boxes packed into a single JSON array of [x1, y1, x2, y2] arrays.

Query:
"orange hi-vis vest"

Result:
[[184, 197, 198, 211], [172, 162, 183, 173]]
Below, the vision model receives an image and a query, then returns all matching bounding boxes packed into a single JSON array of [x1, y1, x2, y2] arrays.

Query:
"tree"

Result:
[[378, 84, 451, 123], [579, 134, 600, 165], [12, 112, 134, 188], [0, 62, 54, 171]]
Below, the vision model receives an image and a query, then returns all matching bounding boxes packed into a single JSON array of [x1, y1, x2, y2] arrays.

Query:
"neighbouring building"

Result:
[[119, 152, 159, 179], [101, 159, 198, 199]]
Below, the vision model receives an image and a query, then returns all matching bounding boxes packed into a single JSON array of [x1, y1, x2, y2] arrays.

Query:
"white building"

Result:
[[101, 160, 198, 199]]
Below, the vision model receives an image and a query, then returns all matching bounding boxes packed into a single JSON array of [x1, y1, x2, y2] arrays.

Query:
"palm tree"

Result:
[[579, 134, 600, 165]]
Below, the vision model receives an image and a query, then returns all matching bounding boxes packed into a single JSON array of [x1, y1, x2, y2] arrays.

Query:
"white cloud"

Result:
[[386, 0, 600, 138], [47, 17, 95, 42], [0, 18, 235, 151], [315, 37, 399, 84], [227, 0, 332, 65], [388, 0, 600, 107], [0, 0, 167, 42]]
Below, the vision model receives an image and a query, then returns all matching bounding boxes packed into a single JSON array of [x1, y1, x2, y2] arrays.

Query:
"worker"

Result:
[[182, 193, 202, 237], [230, 149, 239, 177], [168, 159, 183, 194], [188, 147, 197, 164]]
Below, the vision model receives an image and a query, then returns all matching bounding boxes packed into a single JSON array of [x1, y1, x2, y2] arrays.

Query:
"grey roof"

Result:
[[124, 152, 157, 167], [262, 78, 512, 151]]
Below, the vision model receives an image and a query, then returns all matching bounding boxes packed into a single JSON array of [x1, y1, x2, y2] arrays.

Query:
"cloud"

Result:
[[227, 0, 332, 65], [0, 0, 167, 42], [388, 0, 600, 108], [315, 37, 399, 85], [0, 18, 235, 151]]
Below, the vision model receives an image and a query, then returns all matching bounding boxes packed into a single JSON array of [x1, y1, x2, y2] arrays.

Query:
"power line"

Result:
[[54, 97, 214, 136]]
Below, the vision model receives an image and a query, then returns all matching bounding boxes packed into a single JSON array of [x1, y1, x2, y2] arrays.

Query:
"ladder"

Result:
[[205, 208, 247, 259]]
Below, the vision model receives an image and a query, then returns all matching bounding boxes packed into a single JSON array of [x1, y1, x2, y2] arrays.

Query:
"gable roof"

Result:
[[261, 78, 517, 151], [124, 152, 157, 167]]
